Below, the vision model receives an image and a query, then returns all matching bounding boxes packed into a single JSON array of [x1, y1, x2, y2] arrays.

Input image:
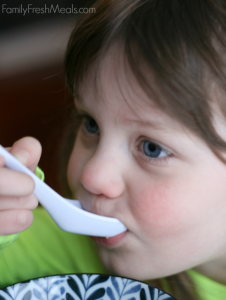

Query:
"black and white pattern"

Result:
[[0, 274, 177, 300]]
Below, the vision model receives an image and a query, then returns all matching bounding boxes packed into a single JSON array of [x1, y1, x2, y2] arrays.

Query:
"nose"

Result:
[[80, 145, 125, 199]]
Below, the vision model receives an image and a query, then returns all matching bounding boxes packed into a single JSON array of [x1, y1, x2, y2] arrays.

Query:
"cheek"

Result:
[[131, 181, 192, 237]]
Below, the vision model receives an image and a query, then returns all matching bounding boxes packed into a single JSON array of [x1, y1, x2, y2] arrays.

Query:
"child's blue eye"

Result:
[[143, 141, 164, 158], [84, 117, 99, 134]]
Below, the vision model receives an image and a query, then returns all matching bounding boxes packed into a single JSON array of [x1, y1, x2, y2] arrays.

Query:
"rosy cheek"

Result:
[[132, 182, 188, 237]]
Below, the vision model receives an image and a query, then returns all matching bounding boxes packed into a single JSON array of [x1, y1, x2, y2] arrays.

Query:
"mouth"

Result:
[[81, 204, 127, 245], [90, 230, 128, 247]]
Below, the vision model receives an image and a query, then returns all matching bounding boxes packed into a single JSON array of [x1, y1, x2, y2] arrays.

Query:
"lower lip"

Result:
[[90, 230, 127, 247]]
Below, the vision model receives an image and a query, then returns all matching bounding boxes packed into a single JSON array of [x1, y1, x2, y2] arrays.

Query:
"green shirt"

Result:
[[187, 269, 226, 300]]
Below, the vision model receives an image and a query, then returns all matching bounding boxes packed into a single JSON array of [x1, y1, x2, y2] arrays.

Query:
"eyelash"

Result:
[[75, 113, 173, 165]]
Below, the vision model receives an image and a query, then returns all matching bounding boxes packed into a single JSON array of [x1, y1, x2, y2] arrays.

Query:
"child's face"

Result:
[[67, 51, 226, 280]]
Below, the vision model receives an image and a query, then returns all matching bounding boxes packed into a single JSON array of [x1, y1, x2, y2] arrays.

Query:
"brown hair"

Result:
[[63, 0, 226, 298]]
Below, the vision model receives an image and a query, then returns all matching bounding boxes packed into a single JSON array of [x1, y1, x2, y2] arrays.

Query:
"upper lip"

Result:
[[81, 202, 125, 227], [80, 195, 114, 217], [83, 206, 117, 219], [79, 193, 126, 225]]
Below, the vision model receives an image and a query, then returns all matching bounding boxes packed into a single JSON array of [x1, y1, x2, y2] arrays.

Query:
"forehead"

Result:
[[78, 46, 184, 132]]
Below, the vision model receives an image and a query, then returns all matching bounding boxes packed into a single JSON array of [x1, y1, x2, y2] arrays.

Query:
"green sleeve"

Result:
[[0, 166, 44, 250]]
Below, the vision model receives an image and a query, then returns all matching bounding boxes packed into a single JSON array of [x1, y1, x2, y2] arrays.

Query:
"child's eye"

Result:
[[143, 141, 168, 158], [137, 139, 173, 165], [84, 116, 99, 134]]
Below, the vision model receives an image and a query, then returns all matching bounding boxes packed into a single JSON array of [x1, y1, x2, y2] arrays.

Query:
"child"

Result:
[[1, 0, 226, 299]]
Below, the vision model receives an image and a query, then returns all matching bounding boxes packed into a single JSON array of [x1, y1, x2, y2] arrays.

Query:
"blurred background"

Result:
[[0, 0, 89, 194]]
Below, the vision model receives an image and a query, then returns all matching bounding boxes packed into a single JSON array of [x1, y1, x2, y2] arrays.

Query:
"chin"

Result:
[[98, 246, 129, 275], [97, 246, 150, 280], [97, 246, 178, 281]]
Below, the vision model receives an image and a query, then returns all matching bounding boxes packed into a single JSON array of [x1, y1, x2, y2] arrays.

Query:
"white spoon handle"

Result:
[[0, 145, 126, 237]]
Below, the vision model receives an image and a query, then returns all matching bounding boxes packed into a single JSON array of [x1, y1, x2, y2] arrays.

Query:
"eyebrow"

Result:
[[74, 98, 171, 132], [74, 100, 92, 116], [124, 117, 167, 132]]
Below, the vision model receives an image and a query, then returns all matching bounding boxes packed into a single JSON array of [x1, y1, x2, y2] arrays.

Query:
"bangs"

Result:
[[65, 0, 226, 160]]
